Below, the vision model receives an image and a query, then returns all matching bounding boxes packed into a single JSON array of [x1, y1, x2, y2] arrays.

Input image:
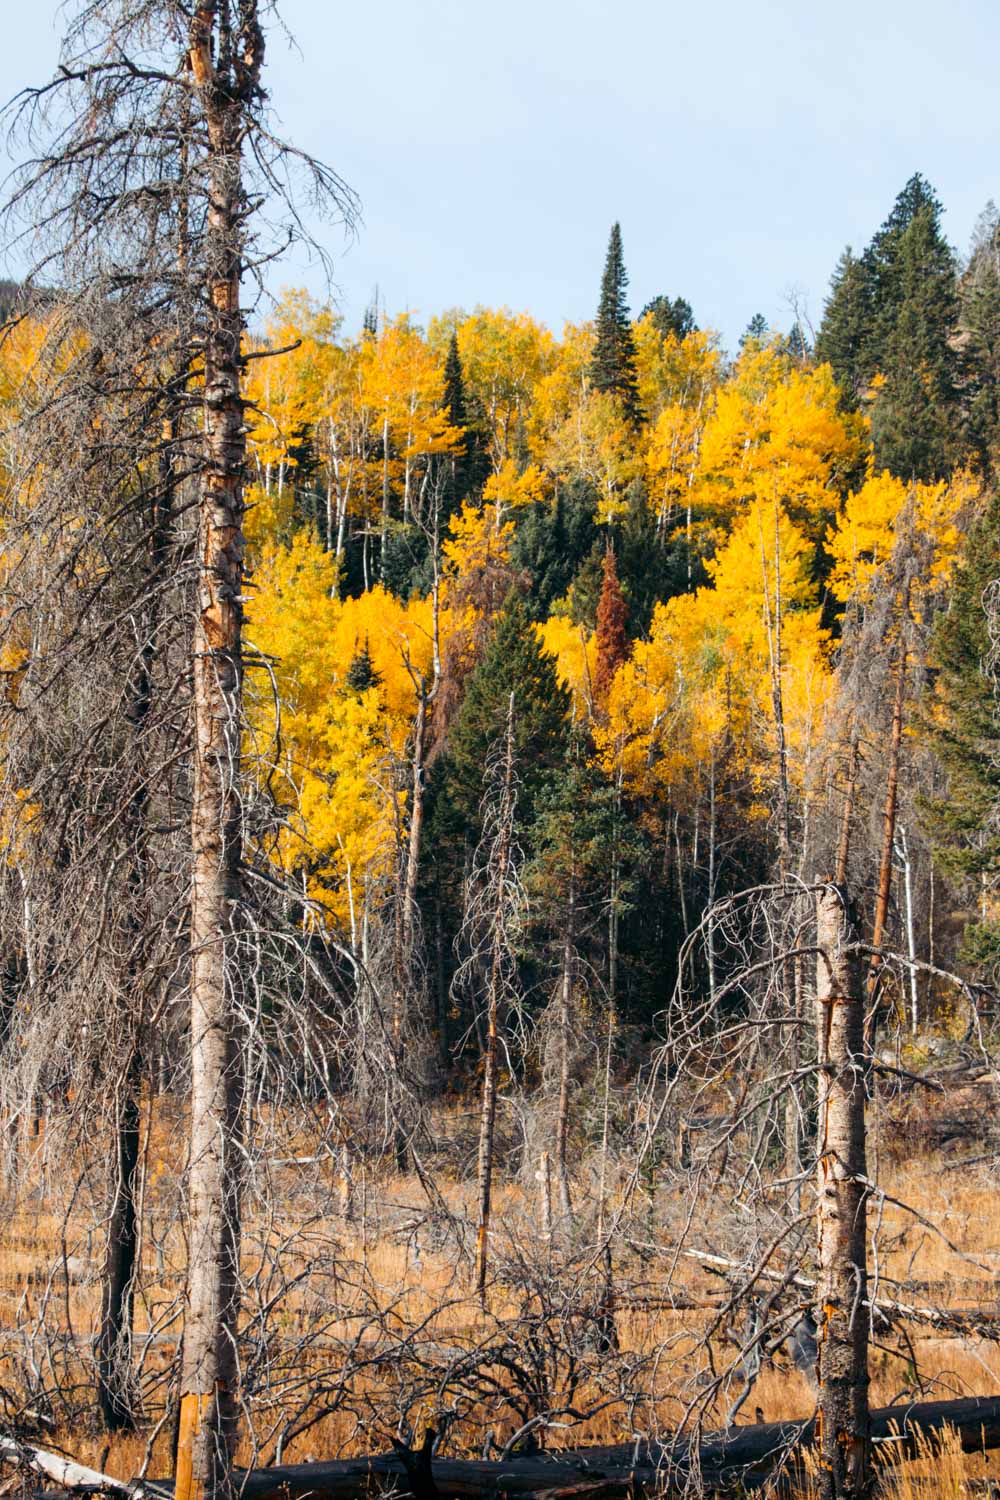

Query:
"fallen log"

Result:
[[7, 1396, 1000, 1499], [0, 1436, 147, 1497], [683, 1248, 1000, 1341], [81, 1394, 1000, 1499]]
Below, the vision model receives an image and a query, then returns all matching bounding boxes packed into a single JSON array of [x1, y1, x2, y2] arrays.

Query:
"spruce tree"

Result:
[[444, 590, 570, 839], [923, 493, 1000, 978], [590, 222, 643, 426], [344, 639, 382, 694], [961, 202, 1000, 479], [511, 477, 599, 619], [815, 247, 870, 406], [739, 313, 769, 348], [441, 329, 489, 508], [817, 175, 961, 477], [868, 182, 960, 478], [640, 293, 696, 341]]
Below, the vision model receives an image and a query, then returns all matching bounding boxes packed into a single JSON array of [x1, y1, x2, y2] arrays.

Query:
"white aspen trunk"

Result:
[[475, 699, 516, 1304], [537, 1150, 553, 1250], [895, 826, 920, 1034], [815, 881, 871, 1500]]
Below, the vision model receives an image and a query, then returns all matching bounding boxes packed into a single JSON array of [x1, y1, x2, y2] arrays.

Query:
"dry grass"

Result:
[[2, 1101, 999, 1495]]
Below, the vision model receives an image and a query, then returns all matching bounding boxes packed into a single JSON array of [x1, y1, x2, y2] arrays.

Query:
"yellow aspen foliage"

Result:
[[359, 314, 464, 516], [694, 339, 866, 542], [633, 317, 722, 427], [542, 388, 639, 518], [598, 496, 831, 811], [245, 527, 435, 933], [536, 613, 597, 718], [482, 459, 548, 520], [430, 307, 554, 473], [826, 468, 976, 606], [244, 289, 339, 496]]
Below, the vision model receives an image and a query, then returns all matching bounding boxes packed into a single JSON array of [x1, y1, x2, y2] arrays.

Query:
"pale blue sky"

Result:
[[3, 0, 997, 352]]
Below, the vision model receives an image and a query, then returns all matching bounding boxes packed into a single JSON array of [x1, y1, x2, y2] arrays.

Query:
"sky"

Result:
[[2, 0, 998, 353]]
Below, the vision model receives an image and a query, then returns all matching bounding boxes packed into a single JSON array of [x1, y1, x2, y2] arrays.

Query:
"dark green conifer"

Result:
[[922, 494, 1000, 979], [344, 638, 382, 694], [639, 294, 696, 341], [445, 591, 570, 839], [817, 175, 960, 477], [739, 313, 768, 349], [815, 247, 870, 405], [961, 202, 1000, 479], [589, 222, 643, 426]]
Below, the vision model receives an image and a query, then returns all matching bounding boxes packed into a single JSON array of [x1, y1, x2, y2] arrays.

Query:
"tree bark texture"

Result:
[[176, 5, 259, 1495], [814, 882, 871, 1500]]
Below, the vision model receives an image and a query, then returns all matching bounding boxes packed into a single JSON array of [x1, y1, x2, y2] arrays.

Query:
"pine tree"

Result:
[[817, 175, 961, 477], [344, 639, 382, 694], [739, 313, 769, 349], [868, 180, 960, 478], [923, 493, 1000, 978], [815, 247, 870, 406], [640, 293, 696, 341], [593, 546, 629, 701], [961, 202, 1000, 479], [590, 222, 643, 426], [445, 591, 570, 838]]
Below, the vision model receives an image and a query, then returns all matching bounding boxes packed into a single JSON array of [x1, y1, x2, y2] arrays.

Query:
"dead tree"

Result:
[[814, 880, 870, 1500], [3, 0, 356, 1477], [452, 692, 523, 1302]]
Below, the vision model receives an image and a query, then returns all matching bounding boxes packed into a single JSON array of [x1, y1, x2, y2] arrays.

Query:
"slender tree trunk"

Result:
[[537, 1150, 553, 1251], [474, 702, 515, 1305], [176, 8, 256, 1495], [97, 1059, 141, 1430], [815, 881, 871, 1500], [868, 624, 908, 1013], [555, 922, 574, 1221], [895, 827, 919, 1034], [835, 734, 861, 887], [99, 392, 179, 1430]]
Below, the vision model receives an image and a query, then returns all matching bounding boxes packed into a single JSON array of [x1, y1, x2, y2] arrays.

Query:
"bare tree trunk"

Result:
[[474, 700, 516, 1305], [176, 7, 258, 1495], [867, 626, 907, 1018], [814, 881, 871, 1500], [555, 926, 574, 1222], [99, 388, 181, 1429], [97, 1059, 141, 1430], [537, 1150, 553, 1251], [835, 734, 861, 887]]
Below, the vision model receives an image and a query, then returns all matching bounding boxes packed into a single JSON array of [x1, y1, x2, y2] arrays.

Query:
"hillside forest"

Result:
[[2, 8, 1000, 1500]]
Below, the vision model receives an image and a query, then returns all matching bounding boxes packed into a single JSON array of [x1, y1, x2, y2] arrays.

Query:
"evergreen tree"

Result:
[[444, 590, 571, 839], [640, 293, 696, 341], [784, 320, 810, 363], [344, 639, 382, 694], [590, 222, 643, 426], [815, 247, 870, 406], [868, 180, 960, 478], [739, 313, 769, 348], [593, 546, 629, 701], [440, 329, 489, 508], [817, 175, 961, 477], [510, 477, 598, 618], [923, 493, 1000, 978], [961, 202, 1000, 479]]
